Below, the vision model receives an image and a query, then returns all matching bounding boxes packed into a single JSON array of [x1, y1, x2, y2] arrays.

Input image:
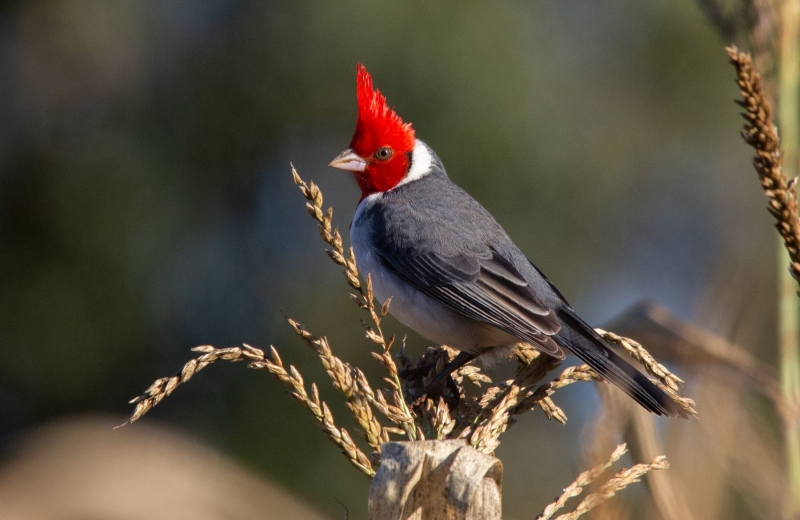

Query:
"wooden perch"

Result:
[[369, 440, 503, 519]]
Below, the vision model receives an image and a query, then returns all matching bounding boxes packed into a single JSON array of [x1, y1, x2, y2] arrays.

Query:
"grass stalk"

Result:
[[121, 166, 693, 514], [726, 41, 800, 515], [778, 0, 800, 514]]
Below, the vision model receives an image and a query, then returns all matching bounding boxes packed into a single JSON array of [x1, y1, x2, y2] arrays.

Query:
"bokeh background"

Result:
[[0, 1, 782, 518]]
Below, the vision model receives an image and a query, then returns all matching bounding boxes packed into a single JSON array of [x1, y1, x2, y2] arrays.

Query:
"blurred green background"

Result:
[[0, 0, 778, 518]]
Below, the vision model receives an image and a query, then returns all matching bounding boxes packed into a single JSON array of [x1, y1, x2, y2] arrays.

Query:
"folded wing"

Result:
[[379, 246, 564, 358]]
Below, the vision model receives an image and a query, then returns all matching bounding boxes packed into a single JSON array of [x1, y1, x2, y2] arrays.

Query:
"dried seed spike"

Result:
[[596, 328, 684, 391], [537, 444, 628, 520], [726, 47, 800, 287], [291, 164, 302, 185], [549, 453, 669, 520], [125, 337, 378, 477], [287, 166, 420, 446], [381, 297, 392, 317]]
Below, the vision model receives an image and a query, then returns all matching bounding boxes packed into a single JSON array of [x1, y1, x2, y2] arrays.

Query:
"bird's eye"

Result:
[[375, 147, 393, 161]]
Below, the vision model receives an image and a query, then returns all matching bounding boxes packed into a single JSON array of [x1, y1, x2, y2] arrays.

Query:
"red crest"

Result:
[[350, 64, 415, 157]]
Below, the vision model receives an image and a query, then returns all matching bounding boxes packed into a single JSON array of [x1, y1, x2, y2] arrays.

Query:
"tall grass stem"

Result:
[[779, 0, 800, 515]]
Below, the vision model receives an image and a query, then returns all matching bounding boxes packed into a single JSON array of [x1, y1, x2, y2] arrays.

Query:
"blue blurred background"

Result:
[[0, 1, 778, 518]]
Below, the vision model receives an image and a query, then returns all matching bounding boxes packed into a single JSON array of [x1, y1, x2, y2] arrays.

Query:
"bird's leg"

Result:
[[399, 364, 435, 380], [411, 351, 477, 409]]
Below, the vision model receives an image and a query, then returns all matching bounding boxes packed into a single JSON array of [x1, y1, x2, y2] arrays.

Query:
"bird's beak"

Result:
[[328, 149, 367, 172]]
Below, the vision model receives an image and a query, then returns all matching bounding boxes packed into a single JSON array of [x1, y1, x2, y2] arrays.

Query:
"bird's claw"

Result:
[[410, 373, 461, 409]]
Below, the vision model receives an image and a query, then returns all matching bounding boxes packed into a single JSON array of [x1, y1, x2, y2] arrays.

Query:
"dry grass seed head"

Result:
[[726, 46, 800, 285], [122, 167, 691, 492]]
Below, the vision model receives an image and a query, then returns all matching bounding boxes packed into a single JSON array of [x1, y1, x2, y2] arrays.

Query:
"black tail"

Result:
[[555, 309, 688, 419]]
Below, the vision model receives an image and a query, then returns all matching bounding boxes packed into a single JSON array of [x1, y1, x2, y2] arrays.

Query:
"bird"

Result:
[[328, 64, 687, 418]]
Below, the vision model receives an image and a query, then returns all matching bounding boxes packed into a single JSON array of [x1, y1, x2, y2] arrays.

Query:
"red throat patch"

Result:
[[349, 64, 416, 198]]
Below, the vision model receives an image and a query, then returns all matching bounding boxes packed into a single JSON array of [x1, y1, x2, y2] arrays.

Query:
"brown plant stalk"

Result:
[[537, 443, 628, 520], [597, 329, 698, 418], [554, 454, 670, 520], [284, 317, 389, 456], [512, 363, 604, 423], [728, 44, 800, 516], [467, 352, 561, 453], [726, 45, 800, 285], [292, 165, 419, 441], [121, 344, 376, 478], [121, 165, 692, 497]]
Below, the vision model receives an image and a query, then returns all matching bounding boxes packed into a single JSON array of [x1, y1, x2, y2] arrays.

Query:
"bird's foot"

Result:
[[400, 350, 476, 410], [409, 371, 461, 409], [399, 362, 456, 408]]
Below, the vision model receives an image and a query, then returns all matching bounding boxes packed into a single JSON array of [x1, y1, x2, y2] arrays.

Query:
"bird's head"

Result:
[[329, 64, 416, 200]]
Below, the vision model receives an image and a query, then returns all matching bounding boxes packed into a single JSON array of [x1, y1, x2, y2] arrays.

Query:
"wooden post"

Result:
[[368, 440, 503, 519]]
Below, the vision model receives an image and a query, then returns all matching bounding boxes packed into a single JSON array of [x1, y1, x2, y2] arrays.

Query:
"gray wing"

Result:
[[378, 245, 564, 357]]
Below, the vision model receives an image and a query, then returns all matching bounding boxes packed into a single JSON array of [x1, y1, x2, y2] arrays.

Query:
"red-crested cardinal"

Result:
[[328, 64, 686, 418]]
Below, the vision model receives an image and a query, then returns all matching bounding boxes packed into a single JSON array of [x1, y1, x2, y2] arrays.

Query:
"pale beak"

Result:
[[328, 149, 367, 172]]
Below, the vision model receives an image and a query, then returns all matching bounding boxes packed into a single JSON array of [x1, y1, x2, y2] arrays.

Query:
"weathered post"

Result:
[[368, 440, 503, 520]]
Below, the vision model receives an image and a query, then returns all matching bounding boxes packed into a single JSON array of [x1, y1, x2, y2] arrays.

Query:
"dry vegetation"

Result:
[[695, 2, 800, 518], [537, 444, 669, 520], [122, 166, 698, 517], [564, 37, 798, 520], [726, 45, 800, 285], [120, 9, 800, 515]]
